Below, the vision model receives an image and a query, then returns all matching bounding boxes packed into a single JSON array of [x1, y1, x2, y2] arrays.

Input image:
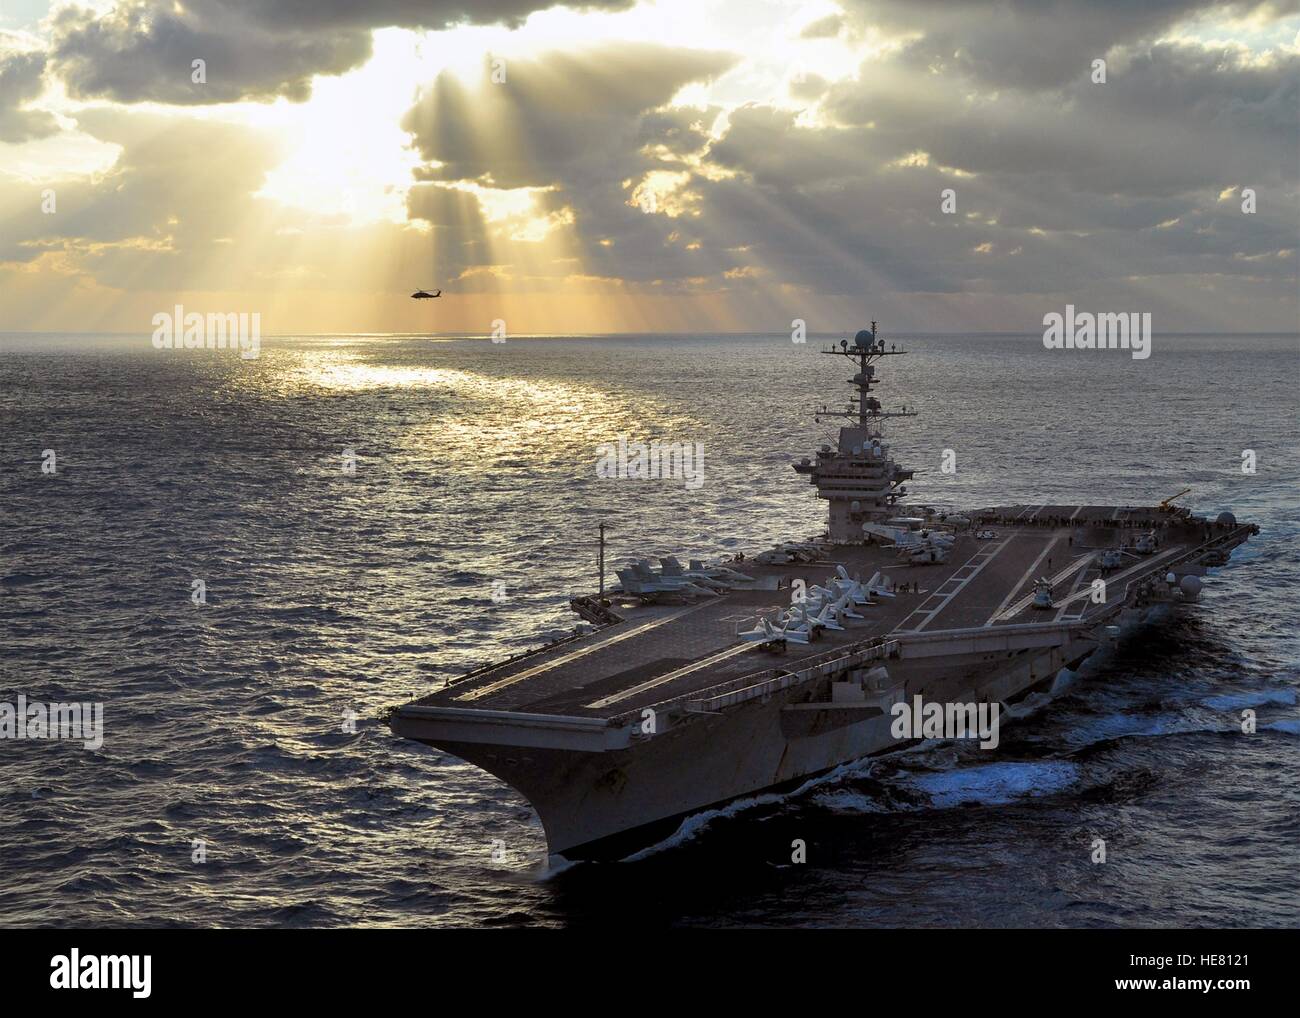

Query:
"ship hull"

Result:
[[398, 634, 1098, 859]]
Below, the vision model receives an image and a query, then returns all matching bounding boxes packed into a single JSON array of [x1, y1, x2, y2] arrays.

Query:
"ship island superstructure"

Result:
[[390, 327, 1259, 859], [793, 325, 916, 539]]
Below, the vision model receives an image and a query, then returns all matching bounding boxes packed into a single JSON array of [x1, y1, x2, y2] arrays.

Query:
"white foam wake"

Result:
[[620, 756, 879, 861], [902, 760, 1080, 807]]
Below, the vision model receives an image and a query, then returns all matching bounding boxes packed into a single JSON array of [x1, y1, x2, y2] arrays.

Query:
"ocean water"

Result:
[[0, 331, 1296, 928]]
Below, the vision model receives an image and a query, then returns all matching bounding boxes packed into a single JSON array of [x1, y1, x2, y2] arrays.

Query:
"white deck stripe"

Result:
[[455, 604, 701, 702], [897, 538, 1012, 632], [586, 643, 754, 709], [986, 535, 1064, 626], [1053, 553, 1097, 621], [992, 551, 1098, 623], [1050, 546, 1182, 614]]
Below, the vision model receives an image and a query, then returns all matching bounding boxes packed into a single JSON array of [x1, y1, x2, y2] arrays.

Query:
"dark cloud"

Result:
[[820, 42, 1300, 195], [400, 42, 742, 288], [635, 106, 719, 160], [405, 183, 492, 282], [48, 2, 372, 104], [843, 0, 1300, 91], [47, 0, 635, 105], [403, 44, 737, 188], [708, 104, 873, 186], [692, 31, 1299, 299], [0, 42, 57, 142], [195, 0, 635, 32]]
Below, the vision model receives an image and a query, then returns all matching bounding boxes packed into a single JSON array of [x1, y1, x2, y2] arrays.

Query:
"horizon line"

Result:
[[2, 329, 1297, 339]]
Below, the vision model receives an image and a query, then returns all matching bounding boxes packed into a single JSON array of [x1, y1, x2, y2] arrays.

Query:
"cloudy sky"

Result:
[[1, 0, 1296, 334]]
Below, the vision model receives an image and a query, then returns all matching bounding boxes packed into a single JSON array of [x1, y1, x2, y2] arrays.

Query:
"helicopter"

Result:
[[410, 288, 441, 299]]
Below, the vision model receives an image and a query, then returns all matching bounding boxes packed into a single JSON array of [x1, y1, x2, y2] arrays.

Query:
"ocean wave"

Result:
[[1200, 689, 1297, 710], [3, 333, 1296, 927], [811, 788, 889, 814], [0, 572, 45, 586], [898, 760, 1080, 808], [622, 757, 879, 861]]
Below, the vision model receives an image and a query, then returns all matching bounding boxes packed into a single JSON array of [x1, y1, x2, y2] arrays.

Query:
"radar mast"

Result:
[[792, 324, 916, 542]]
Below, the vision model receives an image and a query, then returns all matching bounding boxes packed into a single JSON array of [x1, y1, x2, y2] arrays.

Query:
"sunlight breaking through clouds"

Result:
[[0, 0, 1296, 333]]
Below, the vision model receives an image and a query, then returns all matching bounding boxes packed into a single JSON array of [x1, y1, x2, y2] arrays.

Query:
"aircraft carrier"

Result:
[[389, 328, 1259, 859]]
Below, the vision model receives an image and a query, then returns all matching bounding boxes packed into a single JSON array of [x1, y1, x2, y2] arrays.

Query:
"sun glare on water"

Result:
[[240, 347, 700, 471]]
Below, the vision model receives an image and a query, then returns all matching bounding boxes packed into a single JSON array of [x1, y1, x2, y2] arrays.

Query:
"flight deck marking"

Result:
[[1053, 555, 1096, 621], [1056, 600, 1091, 623], [1050, 546, 1183, 617], [1068, 505, 1085, 521], [454, 604, 702, 702], [985, 535, 1066, 625], [894, 538, 1011, 632], [994, 545, 1182, 623], [586, 643, 753, 709], [991, 551, 1097, 623]]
